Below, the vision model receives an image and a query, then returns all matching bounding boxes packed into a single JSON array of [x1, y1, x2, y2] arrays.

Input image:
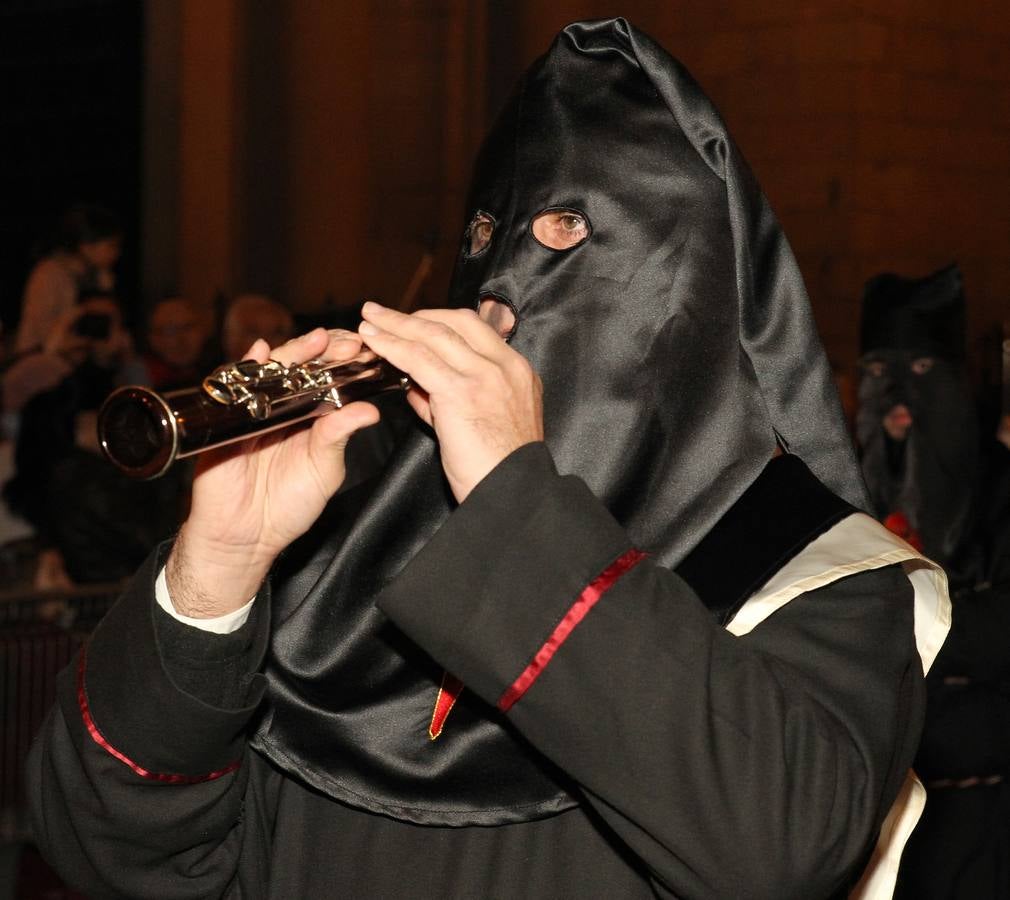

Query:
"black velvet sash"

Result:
[[675, 454, 855, 624]]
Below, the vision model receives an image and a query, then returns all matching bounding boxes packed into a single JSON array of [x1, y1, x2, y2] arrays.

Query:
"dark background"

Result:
[[0, 0, 142, 331], [1, 0, 1007, 370]]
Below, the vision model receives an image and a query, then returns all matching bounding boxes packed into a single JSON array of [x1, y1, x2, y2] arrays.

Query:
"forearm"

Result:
[[28, 544, 272, 897]]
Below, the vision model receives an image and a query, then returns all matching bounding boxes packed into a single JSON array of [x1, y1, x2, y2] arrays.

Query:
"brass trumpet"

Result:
[[98, 352, 410, 479]]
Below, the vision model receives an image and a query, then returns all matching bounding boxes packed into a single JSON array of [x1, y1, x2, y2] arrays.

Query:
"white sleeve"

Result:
[[155, 566, 256, 634]]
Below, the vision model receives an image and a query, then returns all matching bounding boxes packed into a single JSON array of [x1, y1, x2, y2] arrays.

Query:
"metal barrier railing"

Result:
[[0, 584, 122, 842]]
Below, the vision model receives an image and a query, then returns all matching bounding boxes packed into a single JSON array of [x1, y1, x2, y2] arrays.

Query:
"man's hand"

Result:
[[166, 329, 380, 618], [358, 302, 543, 503]]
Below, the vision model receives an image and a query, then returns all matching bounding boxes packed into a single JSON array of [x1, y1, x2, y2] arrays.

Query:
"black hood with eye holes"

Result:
[[453, 19, 867, 568], [856, 264, 979, 574], [860, 263, 966, 361], [252, 18, 868, 827]]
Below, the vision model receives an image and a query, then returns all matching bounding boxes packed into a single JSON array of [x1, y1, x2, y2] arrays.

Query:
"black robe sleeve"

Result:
[[378, 442, 925, 898], [26, 545, 275, 900]]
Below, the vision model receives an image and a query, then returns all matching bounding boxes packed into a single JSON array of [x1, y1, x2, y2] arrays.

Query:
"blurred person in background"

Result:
[[0, 319, 36, 583], [139, 295, 212, 391], [857, 264, 977, 575], [3, 291, 137, 587], [15, 205, 122, 355], [222, 293, 294, 362], [857, 264, 1010, 899], [3, 288, 133, 429]]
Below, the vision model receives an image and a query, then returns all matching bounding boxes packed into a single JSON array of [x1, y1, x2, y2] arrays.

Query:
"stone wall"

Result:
[[147, 1, 1010, 365], [504, 1, 1010, 364]]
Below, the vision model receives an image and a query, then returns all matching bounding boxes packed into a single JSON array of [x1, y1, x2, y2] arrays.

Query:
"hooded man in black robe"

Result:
[[29, 19, 947, 899], [857, 266, 1010, 899], [856, 265, 978, 578]]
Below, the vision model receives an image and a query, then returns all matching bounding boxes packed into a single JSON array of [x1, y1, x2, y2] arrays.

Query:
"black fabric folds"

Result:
[[254, 18, 868, 826]]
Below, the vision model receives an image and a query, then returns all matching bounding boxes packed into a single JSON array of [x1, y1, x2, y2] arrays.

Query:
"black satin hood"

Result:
[[453, 19, 866, 567], [860, 263, 965, 361], [254, 18, 867, 826]]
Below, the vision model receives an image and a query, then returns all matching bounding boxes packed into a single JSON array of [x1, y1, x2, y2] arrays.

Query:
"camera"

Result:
[[73, 312, 112, 340]]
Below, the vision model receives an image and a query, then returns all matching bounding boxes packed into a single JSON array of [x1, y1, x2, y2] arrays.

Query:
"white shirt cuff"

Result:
[[155, 566, 256, 634]]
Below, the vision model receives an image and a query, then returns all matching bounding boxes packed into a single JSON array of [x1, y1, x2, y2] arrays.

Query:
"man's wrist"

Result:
[[156, 566, 255, 633], [166, 525, 273, 618]]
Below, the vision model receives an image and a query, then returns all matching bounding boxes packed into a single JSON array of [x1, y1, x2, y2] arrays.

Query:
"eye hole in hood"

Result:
[[862, 358, 888, 379], [530, 207, 591, 251], [465, 211, 495, 257]]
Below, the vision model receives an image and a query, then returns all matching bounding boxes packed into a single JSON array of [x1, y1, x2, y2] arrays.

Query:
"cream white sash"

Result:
[[725, 512, 952, 900]]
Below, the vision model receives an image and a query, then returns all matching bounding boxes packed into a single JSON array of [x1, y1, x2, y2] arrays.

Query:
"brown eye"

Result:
[[466, 212, 495, 257], [910, 357, 934, 375], [531, 208, 591, 251], [863, 360, 887, 378]]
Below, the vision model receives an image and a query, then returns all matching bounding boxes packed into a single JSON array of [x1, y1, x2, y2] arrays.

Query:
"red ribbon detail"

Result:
[[883, 511, 923, 552], [77, 646, 241, 784], [428, 670, 465, 740], [498, 548, 647, 713]]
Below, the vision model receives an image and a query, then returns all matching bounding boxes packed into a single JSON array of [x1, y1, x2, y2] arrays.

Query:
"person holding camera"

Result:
[[14, 205, 123, 356], [3, 290, 158, 586]]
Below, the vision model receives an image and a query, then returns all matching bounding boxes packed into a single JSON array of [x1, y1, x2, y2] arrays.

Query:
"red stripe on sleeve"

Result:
[[497, 548, 647, 713], [77, 646, 241, 784]]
